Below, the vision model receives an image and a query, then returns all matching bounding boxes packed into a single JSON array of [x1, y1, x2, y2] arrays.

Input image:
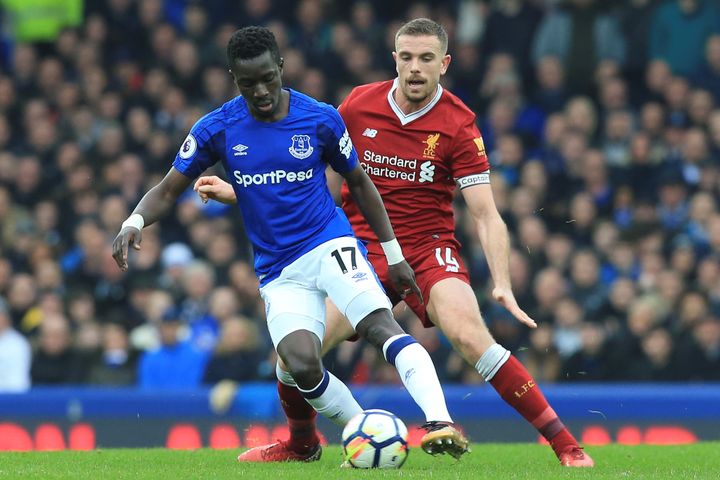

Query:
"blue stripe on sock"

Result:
[[300, 370, 330, 399], [385, 335, 418, 366]]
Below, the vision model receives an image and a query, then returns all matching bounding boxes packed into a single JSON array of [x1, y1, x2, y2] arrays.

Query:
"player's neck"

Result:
[[392, 85, 439, 115]]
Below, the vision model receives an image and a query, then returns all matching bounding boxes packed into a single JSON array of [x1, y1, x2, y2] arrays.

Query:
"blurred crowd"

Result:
[[0, 0, 719, 393]]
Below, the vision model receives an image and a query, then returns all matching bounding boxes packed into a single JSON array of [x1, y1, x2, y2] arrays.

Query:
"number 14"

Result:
[[435, 247, 459, 273]]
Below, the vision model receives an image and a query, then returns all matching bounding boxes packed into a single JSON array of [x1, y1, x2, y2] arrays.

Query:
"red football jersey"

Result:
[[338, 79, 490, 244]]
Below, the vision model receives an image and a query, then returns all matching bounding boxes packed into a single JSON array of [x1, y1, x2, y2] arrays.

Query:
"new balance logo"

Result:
[[362, 128, 378, 138], [233, 144, 248, 156]]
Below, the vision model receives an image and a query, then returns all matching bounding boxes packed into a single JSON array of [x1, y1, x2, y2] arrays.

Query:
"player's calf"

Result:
[[276, 333, 363, 428]]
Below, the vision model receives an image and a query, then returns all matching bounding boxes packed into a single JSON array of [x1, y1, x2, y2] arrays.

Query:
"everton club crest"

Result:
[[289, 134, 314, 159]]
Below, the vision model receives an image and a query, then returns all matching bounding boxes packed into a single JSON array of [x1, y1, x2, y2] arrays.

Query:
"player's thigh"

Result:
[[318, 237, 392, 329], [260, 277, 326, 350], [320, 298, 356, 356], [427, 277, 495, 362], [392, 301, 409, 317]]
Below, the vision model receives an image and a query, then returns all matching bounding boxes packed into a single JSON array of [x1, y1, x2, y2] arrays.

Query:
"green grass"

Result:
[[1, 443, 719, 480]]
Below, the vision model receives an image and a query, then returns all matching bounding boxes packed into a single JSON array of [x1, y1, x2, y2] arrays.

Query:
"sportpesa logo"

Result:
[[233, 168, 314, 187]]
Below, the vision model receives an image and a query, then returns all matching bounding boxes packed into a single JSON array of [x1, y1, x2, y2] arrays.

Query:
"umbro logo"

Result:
[[233, 144, 248, 156], [351, 272, 367, 282], [362, 128, 378, 138]]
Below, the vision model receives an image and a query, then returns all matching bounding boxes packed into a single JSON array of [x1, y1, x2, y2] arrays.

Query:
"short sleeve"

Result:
[[319, 106, 358, 174], [172, 118, 221, 179], [450, 117, 491, 190]]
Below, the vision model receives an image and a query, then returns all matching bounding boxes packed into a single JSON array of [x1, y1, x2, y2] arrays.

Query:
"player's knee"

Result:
[[355, 309, 404, 348], [444, 323, 493, 362], [451, 332, 481, 359], [286, 359, 324, 390]]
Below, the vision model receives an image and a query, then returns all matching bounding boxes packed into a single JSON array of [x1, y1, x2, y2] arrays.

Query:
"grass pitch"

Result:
[[1, 443, 719, 480]]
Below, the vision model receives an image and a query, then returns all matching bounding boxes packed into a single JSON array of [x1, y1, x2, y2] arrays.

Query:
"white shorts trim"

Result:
[[344, 289, 392, 329], [266, 313, 325, 350]]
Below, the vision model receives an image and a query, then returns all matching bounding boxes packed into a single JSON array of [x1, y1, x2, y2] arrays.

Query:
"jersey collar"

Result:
[[387, 78, 443, 126]]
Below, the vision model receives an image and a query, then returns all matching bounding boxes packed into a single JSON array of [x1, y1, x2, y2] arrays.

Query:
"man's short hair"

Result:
[[395, 18, 448, 54], [227, 26, 281, 67]]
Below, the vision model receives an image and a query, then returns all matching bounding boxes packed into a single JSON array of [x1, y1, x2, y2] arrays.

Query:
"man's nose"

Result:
[[254, 83, 269, 97]]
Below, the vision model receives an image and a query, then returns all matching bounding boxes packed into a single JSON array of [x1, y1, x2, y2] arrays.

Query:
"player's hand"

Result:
[[388, 261, 424, 305], [194, 176, 237, 205], [112, 226, 142, 272], [492, 287, 537, 328]]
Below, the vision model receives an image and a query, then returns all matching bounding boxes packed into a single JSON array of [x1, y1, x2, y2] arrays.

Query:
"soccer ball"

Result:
[[341, 409, 409, 469]]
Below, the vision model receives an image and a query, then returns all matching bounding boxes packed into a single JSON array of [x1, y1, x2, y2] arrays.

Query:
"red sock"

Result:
[[277, 381, 319, 453], [488, 355, 578, 458]]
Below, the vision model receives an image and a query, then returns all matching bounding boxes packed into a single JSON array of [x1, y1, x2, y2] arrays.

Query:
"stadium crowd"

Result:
[[0, 0, 719, 393]]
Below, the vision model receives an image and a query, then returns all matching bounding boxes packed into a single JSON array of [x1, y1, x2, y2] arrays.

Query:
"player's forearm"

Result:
[[476, 212, 513, 291], [347, 179, 395, 243], [124, 168, 193, 229], [130, 184, 179, 227]]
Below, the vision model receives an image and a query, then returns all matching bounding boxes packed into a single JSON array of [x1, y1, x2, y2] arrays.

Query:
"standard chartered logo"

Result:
[[419, 161, 435, 183], [233, 168, 314, 187], [361, 150, 438, 183]]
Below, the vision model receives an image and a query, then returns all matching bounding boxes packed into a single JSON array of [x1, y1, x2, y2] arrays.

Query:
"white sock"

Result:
[[475, 343, 510, 381], [383, 334, 453, 423], [297, 370, 363, 427]]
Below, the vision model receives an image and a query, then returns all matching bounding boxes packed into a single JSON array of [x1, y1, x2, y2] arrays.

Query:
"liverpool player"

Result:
[[197, 19, 593, 467]]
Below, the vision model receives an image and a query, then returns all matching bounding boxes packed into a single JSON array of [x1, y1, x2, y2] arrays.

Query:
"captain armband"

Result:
[[456, 170, 491, 190]]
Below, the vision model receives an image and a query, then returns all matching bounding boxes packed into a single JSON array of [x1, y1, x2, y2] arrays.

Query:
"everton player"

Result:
[[112, 26, 468, 461], [198, 19, 594, 467]]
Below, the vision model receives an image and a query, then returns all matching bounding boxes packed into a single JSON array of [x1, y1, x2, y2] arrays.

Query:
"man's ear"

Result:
[[278, 57, 284, 69], [440, 54, 451, 75]]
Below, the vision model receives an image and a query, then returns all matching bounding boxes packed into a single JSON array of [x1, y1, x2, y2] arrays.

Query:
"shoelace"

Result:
[[263, 439, 319, 460], [420, 421, 451, 432], [261, 440, 289, 459], [567, 447, 586, 459]]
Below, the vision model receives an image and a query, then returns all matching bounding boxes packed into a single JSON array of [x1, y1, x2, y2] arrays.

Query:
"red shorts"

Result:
[[365, 234, 471, 327]]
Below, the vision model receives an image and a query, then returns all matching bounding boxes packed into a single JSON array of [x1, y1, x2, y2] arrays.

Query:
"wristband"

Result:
[[121, 213, 145, 231], [380, 238, 404, 265]]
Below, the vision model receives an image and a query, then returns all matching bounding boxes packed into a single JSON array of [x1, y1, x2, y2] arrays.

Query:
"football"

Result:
[[341, 409, 409, 469]]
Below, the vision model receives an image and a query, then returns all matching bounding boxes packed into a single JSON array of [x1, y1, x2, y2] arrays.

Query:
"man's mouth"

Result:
[[255, 101, 273, 112], [408, 78, 425, 88]]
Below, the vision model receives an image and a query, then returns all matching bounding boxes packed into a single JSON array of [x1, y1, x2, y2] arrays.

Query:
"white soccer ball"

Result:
[[341, 409, 409, 469]]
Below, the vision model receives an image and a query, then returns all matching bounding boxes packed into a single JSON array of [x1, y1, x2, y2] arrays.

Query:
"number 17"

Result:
[[331, 247, 357, 274]]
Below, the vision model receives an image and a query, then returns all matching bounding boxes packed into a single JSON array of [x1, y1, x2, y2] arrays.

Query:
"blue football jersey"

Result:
[[173, 89, 359, 285]]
